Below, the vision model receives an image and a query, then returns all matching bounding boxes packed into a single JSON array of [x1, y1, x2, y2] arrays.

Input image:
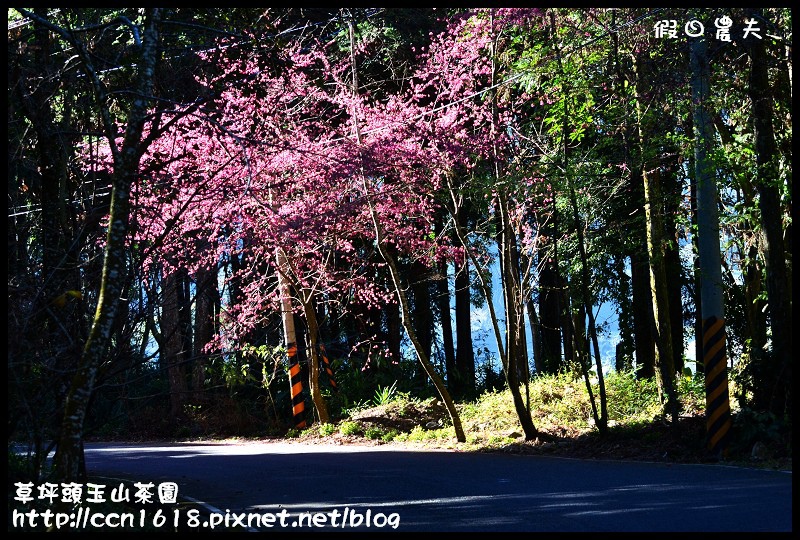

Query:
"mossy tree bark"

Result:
[[48, 8, 164, 482]]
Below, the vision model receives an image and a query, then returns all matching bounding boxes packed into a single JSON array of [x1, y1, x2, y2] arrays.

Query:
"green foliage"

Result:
[[339, 421, 361, 436], [528, 371, 594, 428], [402, 425, 427, 442], [364, 426, 385, 440], [318, 423, 337, 437], [458, 369, 709, 441], [395, 425, 456, 443], [603, 370, 662, 421], [373, 381, 398, 406], [380, 428, 400, 442], [731, 407, 786, 452], [340, 400, 372, 418], [676, 372, 706, 414], [326, 355, 425, 420]]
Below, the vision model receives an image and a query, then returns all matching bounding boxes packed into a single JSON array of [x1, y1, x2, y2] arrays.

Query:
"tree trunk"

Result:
[[364, 180, 466, 442], [508, 233, 530, 385], [665, 221, 685, 376], [526, 295, 544, 377], [301, 293, 330, 424], [688, 160, 705, 375], [495, 212, 530, 385], [437, 257, 458, 397], [446, 177, 537, 440], [453, 214, 475, 397], [559, 272, 575, 370], [635, 54, 679, 423], [643, 168, 680, 421], [745, 15, 792, 416], [192, 265, 219, 401], [411, 260, 434, 388], [386, 297, 402, 364], [662, 163, 685, 377], [567, 187, 609, 432], [162, 270, 190, 419], [53, 8, 162, 481], [497, 191, 539, 439], [538, 252, 563, 374]]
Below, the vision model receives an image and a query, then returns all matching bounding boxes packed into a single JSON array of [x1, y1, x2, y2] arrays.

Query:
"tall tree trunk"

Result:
[[411, 261, 434, 388], [689, 156, 705, 375], [453, 220, 475, 397], [665, 220, 685, 376], [446, 173, 537, 440], [13, 10, 85, 461], [742, 242, 768, 390], [495, 212, 530, 385], [53, 8, 162, 481], [643, 168, 680, 422], [662, 163, 685, 376], [386, 296, 402, 365], [631, 247, 655, 378], [162, 269, 190, 419], [559, 272, 575, 369], [567, 182, 609, 432], [526, 294, 544, 377], [497, 191, 539, 439], [437, 257, 458, 397], [509, 233, 530, 385], [538, 251, 563, 374], [634, 53, 679, 423], [363, 179, 466, 442], [560, 82, 607, 429], [612, 13, 653, 381], [548, 12, 607, 432], [348, 18, 464, 437], [301, 293, 330, 424], [745, 15, 792, 416], [521, 251, 544, 376], [192, 265, 219, 401], [613, 254, 635, 372]]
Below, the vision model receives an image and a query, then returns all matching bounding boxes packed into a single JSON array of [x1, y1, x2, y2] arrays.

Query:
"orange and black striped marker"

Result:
[[319, 344, 337, 392], [287, 343, 306, 429], [702, 316, 731, 454]]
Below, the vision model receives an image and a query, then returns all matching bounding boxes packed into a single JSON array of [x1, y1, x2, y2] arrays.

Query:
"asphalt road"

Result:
[[83, 440, 792, 532]]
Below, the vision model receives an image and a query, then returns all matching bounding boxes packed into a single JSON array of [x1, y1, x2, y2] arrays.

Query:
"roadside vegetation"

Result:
[[287, 370, 791, 470]]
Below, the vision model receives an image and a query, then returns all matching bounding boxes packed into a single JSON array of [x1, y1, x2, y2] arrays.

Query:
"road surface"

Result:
[[82, 440, 792, 532]]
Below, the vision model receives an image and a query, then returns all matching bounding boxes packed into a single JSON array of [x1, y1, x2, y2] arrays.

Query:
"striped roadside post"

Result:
[[287, 343, 306, 429], [692, 36, 732, 456], [702, 316, 731, 454], [319, 344, 337, 392]]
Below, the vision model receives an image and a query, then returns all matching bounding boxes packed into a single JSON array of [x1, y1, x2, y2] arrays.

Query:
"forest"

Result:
[[7, 8, 792, 483]]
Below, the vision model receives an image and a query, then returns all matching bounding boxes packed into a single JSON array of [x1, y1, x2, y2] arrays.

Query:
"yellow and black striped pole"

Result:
[[702, 316, 731, 454], [319, 344, 337, 392], [287, 343, 306, 429], [692, 36, 732, 457]]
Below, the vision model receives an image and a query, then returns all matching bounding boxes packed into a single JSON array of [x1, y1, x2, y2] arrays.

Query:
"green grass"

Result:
[[336, 369, 714, 451], [339, 421, 361, 436], [364, 426, 384, 440], [281, 370, 788, 469], [317, 423, 337, 437]]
